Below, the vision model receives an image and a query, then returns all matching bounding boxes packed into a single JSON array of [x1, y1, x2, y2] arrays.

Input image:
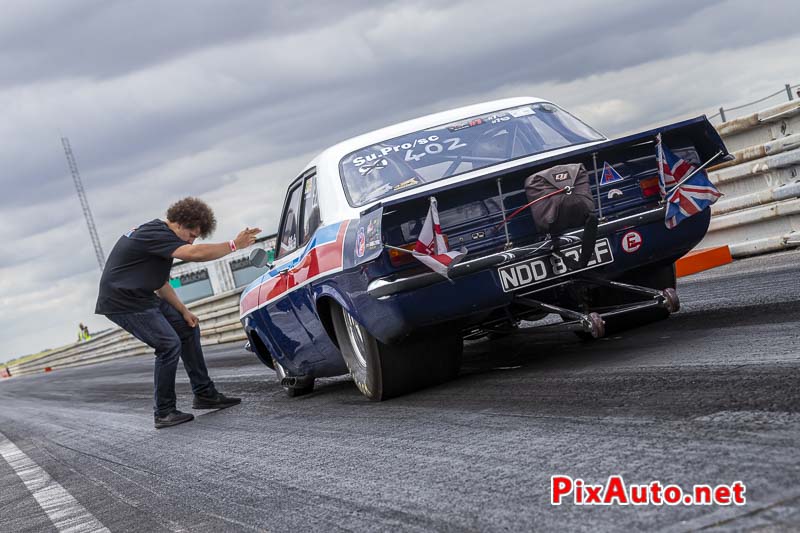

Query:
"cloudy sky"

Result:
[[1, 0, 797, 361]]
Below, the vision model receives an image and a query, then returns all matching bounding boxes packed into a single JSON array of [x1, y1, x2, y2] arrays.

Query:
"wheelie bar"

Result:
[[572, 277, 680, 313], [514, 296, 606, 339], [512, 279, 680, 339]]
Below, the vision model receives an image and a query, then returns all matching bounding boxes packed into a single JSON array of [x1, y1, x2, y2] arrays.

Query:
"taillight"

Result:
[[388, 235, 450, 267], [389, 243, 415, 266], [639, 177, 660, 197]]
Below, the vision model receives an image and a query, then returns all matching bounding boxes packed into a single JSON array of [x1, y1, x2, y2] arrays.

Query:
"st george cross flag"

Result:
[[655, 135, 722, 229], [599, 162, 625, 185], [413, 197, 467, 277]]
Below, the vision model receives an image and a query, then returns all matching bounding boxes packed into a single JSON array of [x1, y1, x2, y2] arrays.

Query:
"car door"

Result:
[[263, 178, 307, 366], [266, 171, 336, 375]]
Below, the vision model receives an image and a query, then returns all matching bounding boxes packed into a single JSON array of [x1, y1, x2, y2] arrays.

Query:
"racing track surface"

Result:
[[1, 250, 799, 532]]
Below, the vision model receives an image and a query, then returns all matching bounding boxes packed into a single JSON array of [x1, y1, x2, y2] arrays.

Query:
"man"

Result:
[[96, 197, 261, 429], [77, 323, 91, 342]]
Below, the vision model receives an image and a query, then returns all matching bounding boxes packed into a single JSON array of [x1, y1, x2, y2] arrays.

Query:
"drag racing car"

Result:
[[240, 97, 730, 400]]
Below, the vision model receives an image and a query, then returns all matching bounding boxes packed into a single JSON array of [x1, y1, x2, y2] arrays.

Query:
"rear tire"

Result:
[[330, 304, 462, 400]]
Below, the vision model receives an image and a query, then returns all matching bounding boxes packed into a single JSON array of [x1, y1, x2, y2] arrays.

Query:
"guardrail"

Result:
[[6, 289, 247, 377], [699, 99, 800, 257], [708, 82, 798, 124]]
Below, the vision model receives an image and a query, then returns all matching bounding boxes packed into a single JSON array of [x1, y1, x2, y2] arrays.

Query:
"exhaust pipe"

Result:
[[281, 375, 313, 389]]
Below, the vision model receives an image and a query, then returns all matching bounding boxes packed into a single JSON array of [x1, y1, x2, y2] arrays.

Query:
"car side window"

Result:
[[300, 173, 321, 246], [277, 183, 302, 258]]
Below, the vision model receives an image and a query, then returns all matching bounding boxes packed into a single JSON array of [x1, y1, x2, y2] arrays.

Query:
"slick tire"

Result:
[[331, 304, 462, 401]]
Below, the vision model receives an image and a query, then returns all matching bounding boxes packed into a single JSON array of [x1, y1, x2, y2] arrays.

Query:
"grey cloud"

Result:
[[6, 0, 795, 212], [0, 0, 391, 88]]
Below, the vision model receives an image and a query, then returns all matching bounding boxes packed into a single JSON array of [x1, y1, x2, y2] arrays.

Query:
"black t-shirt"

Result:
[[95, 219, 188, 315]]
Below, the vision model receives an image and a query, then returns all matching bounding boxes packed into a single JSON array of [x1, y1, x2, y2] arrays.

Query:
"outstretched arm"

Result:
[[172, 227, 262, 262]]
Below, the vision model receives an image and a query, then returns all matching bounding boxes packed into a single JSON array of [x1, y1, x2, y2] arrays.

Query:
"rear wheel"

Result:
[[330, 304, 462, 400]]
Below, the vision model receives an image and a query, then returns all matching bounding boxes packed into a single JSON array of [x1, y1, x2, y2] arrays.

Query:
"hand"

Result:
[[234, 227, 262, 250], [183, 310, 199, 328]]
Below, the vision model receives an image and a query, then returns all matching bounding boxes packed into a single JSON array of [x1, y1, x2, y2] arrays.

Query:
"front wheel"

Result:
[[330, 304, 462, 400]]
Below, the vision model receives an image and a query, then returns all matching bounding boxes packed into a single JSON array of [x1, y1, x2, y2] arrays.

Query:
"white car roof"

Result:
[[304, 96, 548, 173]]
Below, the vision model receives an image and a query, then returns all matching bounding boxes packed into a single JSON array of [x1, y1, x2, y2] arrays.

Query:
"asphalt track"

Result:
[[1, 250, 799, 532]]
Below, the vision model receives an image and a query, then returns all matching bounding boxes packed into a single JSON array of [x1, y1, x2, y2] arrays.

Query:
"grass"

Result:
[[3, 348, 58, 368]]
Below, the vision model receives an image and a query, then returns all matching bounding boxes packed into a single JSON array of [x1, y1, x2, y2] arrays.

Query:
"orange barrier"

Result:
[[676, 246, 733, 277]]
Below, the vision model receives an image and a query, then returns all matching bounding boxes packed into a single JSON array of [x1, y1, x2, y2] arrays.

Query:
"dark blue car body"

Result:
[[239, 98, 728, 395]]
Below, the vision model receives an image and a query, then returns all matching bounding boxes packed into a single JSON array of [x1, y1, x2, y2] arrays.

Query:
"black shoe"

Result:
[[192, 391, 242, 409], [154, 410, 194, 429]]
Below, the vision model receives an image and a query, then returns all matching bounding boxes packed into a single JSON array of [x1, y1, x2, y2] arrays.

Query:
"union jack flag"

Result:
[[656, 135, 722, 229]]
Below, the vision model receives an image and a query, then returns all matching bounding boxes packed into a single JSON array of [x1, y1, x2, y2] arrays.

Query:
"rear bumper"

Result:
[[358, 206, 710, 343], [369, 206, 667, 298]]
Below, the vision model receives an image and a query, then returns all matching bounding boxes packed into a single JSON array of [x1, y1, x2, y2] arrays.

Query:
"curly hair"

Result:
[[166, 197, 217, 238]]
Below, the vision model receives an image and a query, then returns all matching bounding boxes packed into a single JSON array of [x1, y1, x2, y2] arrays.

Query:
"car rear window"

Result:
[[339, 102, 604, 207]]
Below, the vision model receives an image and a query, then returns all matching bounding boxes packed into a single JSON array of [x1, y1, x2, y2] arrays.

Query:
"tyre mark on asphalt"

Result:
[[0, 430, 109, 533], [31, 438, 180, 533], [699, 493, 800, 531], [659, 488, 800, 532], [35, 435, 262, 533], [43, 439, 160, 476]]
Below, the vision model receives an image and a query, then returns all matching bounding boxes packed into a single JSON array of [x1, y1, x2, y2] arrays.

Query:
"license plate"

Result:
[[498, 238, 614, 292]]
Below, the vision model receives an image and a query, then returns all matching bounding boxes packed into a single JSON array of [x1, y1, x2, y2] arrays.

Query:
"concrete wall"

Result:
[[5, 289, 245, 377], [700, 100, 800, 256]]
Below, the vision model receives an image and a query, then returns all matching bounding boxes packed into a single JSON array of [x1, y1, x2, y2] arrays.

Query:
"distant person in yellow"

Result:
[[77, 323, 91, 342]]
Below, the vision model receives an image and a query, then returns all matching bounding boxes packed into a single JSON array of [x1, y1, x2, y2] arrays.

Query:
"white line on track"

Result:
[[0, 431, 109, 533]]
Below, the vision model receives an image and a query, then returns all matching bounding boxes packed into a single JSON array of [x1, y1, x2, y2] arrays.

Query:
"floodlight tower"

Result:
[[61, 137, 106, 270]]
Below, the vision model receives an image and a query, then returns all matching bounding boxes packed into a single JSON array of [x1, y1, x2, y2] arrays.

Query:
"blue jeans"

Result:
[[107, 299, 215, 416]]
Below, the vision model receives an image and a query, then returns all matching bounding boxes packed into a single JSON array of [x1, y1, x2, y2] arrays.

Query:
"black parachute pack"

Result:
[[524, 163, 598, 269]]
